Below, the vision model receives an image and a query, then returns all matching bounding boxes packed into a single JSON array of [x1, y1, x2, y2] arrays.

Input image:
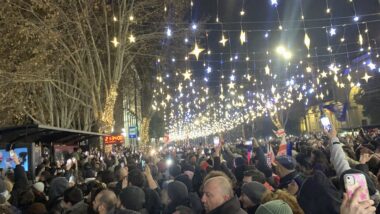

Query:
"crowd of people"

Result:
[[0, 126, 379, 214]]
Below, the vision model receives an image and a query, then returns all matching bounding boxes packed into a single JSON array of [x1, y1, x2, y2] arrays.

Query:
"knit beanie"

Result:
[[255, 200, 293, 214], [49, 177, 69, 200], [241, 182, 267, 204], [275, 156, 296, 170], [33, 182, 45, 193]]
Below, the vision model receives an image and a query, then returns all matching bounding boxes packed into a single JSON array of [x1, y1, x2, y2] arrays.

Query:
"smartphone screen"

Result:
[[245, 140, 252, 145], [320, 116, 332, 131], [213, 137, 219, 146], [344, 173, 370, 202], [141, 160, 146, 170]]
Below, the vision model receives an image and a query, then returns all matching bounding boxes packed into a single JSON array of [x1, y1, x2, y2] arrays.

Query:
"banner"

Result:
[[322, 101, 348, 122]]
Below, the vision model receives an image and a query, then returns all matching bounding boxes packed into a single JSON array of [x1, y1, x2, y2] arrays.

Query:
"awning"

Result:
[[0, 124, 106, 144]]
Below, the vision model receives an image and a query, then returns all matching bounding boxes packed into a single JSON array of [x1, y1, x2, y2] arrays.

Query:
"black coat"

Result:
[[10, 165, 31, 208], [207, 196, 247, 214], [297, 170, 342, 214], [144, 188, 161, 214]]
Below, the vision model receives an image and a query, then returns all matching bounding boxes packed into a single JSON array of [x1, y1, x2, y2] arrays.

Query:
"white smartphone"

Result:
[[320, 116, 332, 131], [9, 150, 15, 157], [213, 136, 219, 146]]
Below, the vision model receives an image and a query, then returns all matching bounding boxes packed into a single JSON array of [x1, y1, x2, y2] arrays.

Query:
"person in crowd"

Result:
[[32, 182, 47, 204], [114, 166, 128, 196], [239, 181, 269, 214], [243, 170, 274, 191], [87, 183, 106, 214], [47, 177, 69, 213], [61, 186, 88, 214], [274, 154, 342, 214], [119, 186, 147, 213], [165, 181, 190, 214], [9, 154, 32, 208], [92, 189, 123, 214], [128, 168, 162, 214], [201, 171, 246, 214]]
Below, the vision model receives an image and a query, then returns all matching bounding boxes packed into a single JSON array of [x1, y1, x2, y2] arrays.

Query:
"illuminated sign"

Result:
[[104, 135, 125, 145]]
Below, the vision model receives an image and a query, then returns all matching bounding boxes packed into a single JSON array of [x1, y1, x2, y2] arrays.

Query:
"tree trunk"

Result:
[[99, 83, 118, 133], [140, 116, 151, 145]]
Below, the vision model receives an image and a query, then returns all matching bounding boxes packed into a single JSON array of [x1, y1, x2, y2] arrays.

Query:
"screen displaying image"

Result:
[[0, 148, 29, 171]]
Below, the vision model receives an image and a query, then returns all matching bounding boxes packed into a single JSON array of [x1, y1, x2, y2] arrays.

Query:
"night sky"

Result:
[[186, 0, 380, 86]]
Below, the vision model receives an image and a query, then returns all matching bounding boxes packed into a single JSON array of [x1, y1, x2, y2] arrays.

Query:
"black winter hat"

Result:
[[241, 181, 267, 204], [119, 186, 145, 211], [168, 181, 188, 204], [169, 165, 182, 178], [175, 174, 193, 192]]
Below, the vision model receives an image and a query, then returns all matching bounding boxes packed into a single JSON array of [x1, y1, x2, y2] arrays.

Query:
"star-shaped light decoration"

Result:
[[265, 65, 270, 75], [178, 83, 183, 92], [240, 30, 246, 45], [182, 69, 192, 80], [297, 93, 303, 101], [128, 34, 136, 43], [111, 37, 119, 47], [347, 74, 352, 82], [321, 71, 327, 78], [220, 94, 225, 100], [246, 74, 252, 81], [304, 32, 310, 50], [219, 34, 228, 47], [228, 82, 235, 89], [165, 94, 172, 101], [189, 43, 205, 60], [320, 93, 325, 100], [361, 73, 372, 83]]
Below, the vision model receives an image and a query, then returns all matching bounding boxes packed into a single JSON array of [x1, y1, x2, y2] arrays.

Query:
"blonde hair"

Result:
[[203, 171, 234, 198], [261, 189, 304, 214]]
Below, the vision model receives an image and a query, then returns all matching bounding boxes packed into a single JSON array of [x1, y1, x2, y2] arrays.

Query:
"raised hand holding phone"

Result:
[[343, 173, 370, 202], [10, 150, 20, 165], [340, 186, 376, 214], [321, 116, 332, 132], [324, 123, 337, 140]]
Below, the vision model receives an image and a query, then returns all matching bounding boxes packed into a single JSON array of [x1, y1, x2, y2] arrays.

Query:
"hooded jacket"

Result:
[[297, 170, 342, 214], [47, 177, 69, 214], [207, 196, 247, 214]]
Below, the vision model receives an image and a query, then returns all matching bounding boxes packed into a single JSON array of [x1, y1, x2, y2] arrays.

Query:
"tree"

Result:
[[0, 0, 188, 135]]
